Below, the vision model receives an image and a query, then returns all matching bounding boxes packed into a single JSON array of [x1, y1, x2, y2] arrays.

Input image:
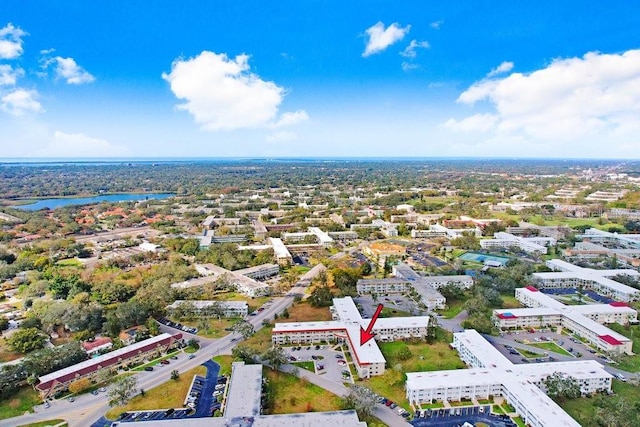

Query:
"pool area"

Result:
[[458, 251, 511, 266]]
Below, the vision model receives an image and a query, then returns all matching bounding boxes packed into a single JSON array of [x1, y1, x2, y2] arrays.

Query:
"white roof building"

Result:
[[407, 330, 612, 427]]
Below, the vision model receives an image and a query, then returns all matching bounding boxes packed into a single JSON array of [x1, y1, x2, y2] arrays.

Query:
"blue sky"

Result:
[[1, 1, 640, 158]]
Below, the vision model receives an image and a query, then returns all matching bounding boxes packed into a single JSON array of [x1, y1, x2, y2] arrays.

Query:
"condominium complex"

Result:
[[480, 232, 556, 255], [272, 296, 429, 378], [406, 330, 612, 427], [166, 300, 249, 318], [532, 259, 640, 302], [36, 333, 182, 398], [493, 286, 635, 354], [180, 263, 270, 297], [268, 237, 293, 266]]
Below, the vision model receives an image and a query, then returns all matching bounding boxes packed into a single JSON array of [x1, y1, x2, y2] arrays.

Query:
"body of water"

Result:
[[15, 193, 175, 211]]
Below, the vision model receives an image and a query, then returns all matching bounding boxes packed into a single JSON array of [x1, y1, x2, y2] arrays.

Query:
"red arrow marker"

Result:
[[360, 304, 384, 346]]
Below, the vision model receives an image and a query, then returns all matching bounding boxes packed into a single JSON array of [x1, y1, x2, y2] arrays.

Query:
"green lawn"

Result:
[[131, 349, 180, 371], [515, 347, 543, 358], [436, 299, 465, 319], [527, 341, 573, 357], [513, 416, 526, 427], [501, 294, 522, 309], [264, 368, 343, 414], [212, 355, 234, 375], [364, 331, 466, 411], [605, 323, 640, 372], [171, 317, 235, 339], [292, 361, 315, 372], [380, 307, 412, 318], [492, 405, 504, 414], [55, 258, 83, 267], [17, 421, 67, 427], [106, 365, 207, 419], [0, 387, 40, 420], [560, 381, 640, 427]]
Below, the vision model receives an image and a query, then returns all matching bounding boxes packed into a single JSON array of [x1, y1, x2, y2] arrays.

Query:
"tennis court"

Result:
[[458, 252, 511, 266]]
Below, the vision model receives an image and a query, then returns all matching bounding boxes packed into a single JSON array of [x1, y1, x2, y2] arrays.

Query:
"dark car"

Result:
[[144, 366, 154, 371]]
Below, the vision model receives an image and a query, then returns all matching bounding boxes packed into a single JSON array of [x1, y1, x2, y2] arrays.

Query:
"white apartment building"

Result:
[[533, 259, 640, 302], [492, 287, 635, 354], [190, 263, 271, 297], [480, 232, 556, 255], [272, 297, 429, 378], [406, 330, 612, 427], [235, 263, 280, 280], [392, 263, 460, 310], [166, 300, 249, 318], [268, 237, 293, 266]]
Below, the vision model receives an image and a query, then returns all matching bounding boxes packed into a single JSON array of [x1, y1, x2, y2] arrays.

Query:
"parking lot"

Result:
[[113, 359, 221, 424], [410, 406, 517, 427], [355, 294, 423, 318], [283, 345, 353, 384]]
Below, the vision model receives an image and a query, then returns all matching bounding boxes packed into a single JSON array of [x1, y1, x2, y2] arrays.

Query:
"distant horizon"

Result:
[[1, 155, 639, 163]]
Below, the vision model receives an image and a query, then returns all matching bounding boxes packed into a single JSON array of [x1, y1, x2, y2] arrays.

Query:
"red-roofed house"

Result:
[[81, 337, 113, 356]]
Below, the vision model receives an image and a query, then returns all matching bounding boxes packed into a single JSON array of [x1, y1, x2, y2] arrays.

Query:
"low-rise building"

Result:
[[235, 263, 280, 281], [406, 330, 612, 427], [166, 300, 249, 318], [532, 259, 640, 302], [36, 333, 182, 398], [81, 337, 113, 356], [480, 232, 556, 255], [492, 287, 635, 354]]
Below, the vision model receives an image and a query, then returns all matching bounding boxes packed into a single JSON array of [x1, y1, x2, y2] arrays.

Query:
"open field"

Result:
[[274, 301, 332, 323], [243, 323, 274, 353], [364, 332, 466, 410], [106, 365, 207, 419], [0, 387, 40, 420], [605, 323, 640, 372], [436, 299, 465, 319], [212, 355, 233, 375], [171, 317, 235, 339], [560, 381, 640, 427], [265, 369, 343, 414]]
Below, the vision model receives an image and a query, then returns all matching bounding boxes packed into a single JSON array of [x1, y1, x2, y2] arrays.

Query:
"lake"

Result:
[[14, 193, 175, 211]]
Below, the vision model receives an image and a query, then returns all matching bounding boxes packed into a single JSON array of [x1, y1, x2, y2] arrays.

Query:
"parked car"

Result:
[[144, 366, 154, 371]]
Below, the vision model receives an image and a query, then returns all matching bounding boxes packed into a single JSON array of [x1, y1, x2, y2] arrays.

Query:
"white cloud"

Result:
[[266, 130, 297, 142], [445, 49, 640, 147], [400, 40, 430, 59], [443, 113, 498, 133], [164, 51, 306, 131], [487, 61, 514, 77], [0, 64, 24, 85], [273, 110, 309, 128], [430, 20, 444, 30], [40, 131, 129, 157], [0, 23, 27, 59], [362, 22, 410, 57], [401, 62, 420, 72], [50, 57, 95, 84], [1, 89, 43, 115]]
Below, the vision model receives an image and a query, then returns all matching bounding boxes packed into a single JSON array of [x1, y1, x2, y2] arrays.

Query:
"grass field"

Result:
[[605, 323, 640, 372], [243, 323, 275, 353], [380, 307, 412, 318], [436, 299, 465, 319], [17, 420, 67, 427], [55, 258, 83, 267], [213, 293, 270, 312], [212, 355, 234, 375], [171, 317, 235, 339], [515, 347, 543, 358], [560, 381, 640, 427], [106, 365, 207, 419], [527, 341, 573, 357], [131, 350, 180, 371], [364, 332, 466, 411], [292, 361, 315, 372], [0, 386, 40, 420], [500, 294, 523, 309], [264, 369, 343, 414], [275, 301, 332, 323]]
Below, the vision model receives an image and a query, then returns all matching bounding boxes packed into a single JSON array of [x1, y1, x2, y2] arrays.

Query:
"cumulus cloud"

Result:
[[400, 40, 430, 59], [40, 131, 129, 157], [163, 51, 305, 131], [0, 64, 24, 86], [430, 20, 444, 30], [362, 22, 410, 57], [401, 62, 420, 72], [1, 88, 43, 115], [273, 110, 309, 128], [445, 50, 640, 147], [487, 61, 514, 77], [50, 57, 95, 84], [0, 23, 27, 59]]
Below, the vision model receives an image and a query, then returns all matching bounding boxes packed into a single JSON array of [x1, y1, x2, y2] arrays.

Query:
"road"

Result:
[[1, 279, 310, 427]]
